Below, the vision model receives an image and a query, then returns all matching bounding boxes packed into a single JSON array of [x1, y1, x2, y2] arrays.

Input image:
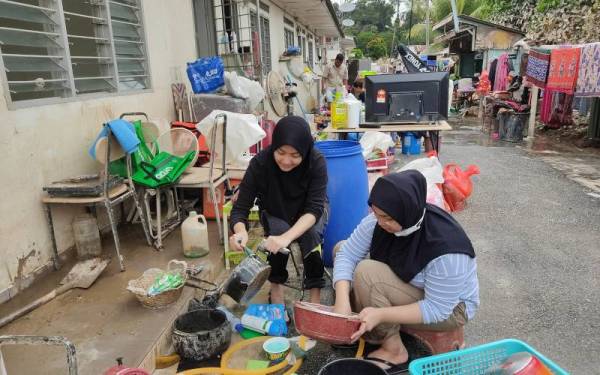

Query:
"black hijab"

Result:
[[369, 170, 475, 282], [257, 116, 315, 224]]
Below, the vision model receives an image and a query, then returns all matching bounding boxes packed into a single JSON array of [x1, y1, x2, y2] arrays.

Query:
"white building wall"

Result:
[[0, 0, 198, 298]]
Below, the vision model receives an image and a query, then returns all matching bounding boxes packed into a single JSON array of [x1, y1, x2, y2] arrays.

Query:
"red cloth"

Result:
[[493, 53, 510, 92], [546, 48, 581, 94]]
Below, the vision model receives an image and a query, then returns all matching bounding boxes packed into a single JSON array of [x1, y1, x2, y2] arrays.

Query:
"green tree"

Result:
[[356, 31, 377, 53], [351, 48, 365, 58], [346, 0, 396, 34], [366, 37, 388, 59], [431, 0, 487, 23]]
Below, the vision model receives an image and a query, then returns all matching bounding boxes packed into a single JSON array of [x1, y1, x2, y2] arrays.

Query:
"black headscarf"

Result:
[[257, 116, 319, 224], [369, 170, 475, 282]]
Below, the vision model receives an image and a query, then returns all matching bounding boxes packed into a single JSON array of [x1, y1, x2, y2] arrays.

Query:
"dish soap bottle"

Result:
[[182, 211, 209, 258]]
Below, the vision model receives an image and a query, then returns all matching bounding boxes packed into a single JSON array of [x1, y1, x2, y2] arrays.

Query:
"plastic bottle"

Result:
[[72, 214, 102, 259], [230, 31, 238, 53], [241, 314, 287, 336], [182, 211, 209, 258], [217, 306, 241, 330]]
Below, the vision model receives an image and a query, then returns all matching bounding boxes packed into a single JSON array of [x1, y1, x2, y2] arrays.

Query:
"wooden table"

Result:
[[321, 120, 452, 153]]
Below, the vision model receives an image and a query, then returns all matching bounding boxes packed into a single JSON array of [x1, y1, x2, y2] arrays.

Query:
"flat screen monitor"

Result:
[[365, 72, 449, 123]]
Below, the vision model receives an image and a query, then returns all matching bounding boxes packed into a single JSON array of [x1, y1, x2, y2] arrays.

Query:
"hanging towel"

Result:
[[575, 42, 600, 97], [526, 50, 551, 88], [493, 53, 509, 92], [546, 47, 581, 94], [88, 119, 140, 160], [540, 88, 554, 124]]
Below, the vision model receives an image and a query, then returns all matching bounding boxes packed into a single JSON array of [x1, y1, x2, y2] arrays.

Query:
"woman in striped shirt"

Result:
[[332, 170, 479, 373]]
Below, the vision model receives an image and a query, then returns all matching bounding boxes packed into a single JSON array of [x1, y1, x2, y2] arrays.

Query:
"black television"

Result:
[[365, 72, 449, 123]]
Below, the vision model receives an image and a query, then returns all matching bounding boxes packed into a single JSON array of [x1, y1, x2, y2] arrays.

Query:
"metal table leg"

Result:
[[105, 201, 125, 271], [43, 204, 61, 271]]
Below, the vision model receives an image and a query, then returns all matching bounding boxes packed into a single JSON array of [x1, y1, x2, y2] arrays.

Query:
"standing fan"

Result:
[[266, 70, 298, 116], [266, 71, 287, 117]]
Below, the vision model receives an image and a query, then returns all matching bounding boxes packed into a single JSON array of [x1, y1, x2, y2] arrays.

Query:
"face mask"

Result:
[[394, 209, 426, 237]]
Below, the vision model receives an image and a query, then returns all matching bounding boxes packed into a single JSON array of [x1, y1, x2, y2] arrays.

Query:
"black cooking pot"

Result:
[[172, 308, 231, 361]]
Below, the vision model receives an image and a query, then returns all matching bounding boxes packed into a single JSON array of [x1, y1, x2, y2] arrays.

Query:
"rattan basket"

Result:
[[127, 260, 187, 309]]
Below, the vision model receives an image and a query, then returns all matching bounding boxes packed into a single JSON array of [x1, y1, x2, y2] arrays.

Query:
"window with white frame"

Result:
[[250, 10, 271, 75], [0, 0, 149, 107], [283, 18, 294, 50], [284, 28, 294, 50], [307, 39, 313, 68]]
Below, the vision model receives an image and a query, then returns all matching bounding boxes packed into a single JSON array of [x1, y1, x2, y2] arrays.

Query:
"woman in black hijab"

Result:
[[332, 171, 479, 372], [230, 116, 328, 306]]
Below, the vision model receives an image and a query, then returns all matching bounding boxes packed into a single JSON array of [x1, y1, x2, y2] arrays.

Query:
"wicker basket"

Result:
[[127, 260, 187, 309]]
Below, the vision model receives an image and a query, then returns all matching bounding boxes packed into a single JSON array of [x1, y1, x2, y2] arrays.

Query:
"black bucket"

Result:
[[499, 112, 529, 142], [172, 308, 232, 361], [318, 358, 388, 375]]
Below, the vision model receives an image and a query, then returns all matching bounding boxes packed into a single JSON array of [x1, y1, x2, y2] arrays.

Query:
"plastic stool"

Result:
[[401, 326, 465, 355]]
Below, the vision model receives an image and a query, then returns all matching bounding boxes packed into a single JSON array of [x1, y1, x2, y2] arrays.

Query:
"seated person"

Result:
[[333, 170, 479, 372], [352, 79, 365, 102], [230, 116, 328, 306]]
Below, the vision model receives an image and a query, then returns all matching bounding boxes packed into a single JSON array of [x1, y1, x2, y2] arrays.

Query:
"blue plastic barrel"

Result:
[[315, 141, 369, 267], [402, 132, 421, 155]]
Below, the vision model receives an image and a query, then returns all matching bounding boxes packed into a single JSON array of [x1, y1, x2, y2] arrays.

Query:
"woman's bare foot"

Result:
[[365, 334, 409, 369]]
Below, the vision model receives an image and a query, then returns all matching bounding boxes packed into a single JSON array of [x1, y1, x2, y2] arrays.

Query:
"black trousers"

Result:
[[261, 211, 326, 290]]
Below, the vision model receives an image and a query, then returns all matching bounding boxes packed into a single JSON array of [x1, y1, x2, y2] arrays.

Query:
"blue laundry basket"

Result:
[[408, 338, 568, 375]]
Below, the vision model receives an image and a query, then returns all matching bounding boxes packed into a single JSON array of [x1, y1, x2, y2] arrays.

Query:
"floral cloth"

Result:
[[575, 42, 600, 97], [546, 47, 581, 94]]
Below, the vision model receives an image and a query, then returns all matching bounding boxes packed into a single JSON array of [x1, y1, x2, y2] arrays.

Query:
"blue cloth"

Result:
[[332, 213, 480, 324], [88, 119, 140, 159]]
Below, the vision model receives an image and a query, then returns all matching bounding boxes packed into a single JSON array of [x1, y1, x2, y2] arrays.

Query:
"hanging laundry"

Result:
[[493, 53, 510, 92], [489, 59, 498, 90], [526, 49, 551, 88], [519, 53, 529, 77], [546, 47, 581, 94], [540, 88, 574, 129], [575, 42, 600, 97]]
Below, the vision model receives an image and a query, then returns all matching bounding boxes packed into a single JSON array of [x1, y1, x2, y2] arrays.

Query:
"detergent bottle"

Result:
[[182, 211, 209, 258], [331, 91, 348, 129]]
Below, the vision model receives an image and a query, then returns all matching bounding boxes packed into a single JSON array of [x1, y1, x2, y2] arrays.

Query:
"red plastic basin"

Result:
[[293, 302, 361, 345]]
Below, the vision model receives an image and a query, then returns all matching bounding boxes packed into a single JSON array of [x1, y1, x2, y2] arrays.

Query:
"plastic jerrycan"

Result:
[[182, 211, 210, 257]]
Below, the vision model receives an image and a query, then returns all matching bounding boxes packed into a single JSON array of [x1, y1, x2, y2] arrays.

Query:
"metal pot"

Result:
[[172, 308, 231, 361], [221, 250, 271, 304]]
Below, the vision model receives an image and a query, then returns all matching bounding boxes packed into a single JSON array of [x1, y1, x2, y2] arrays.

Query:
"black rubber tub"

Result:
[[318, 358, 388, 375], [172, 308, 232, 361]]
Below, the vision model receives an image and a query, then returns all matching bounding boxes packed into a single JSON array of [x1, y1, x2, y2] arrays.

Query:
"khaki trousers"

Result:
[[351, 259, 467, 343]]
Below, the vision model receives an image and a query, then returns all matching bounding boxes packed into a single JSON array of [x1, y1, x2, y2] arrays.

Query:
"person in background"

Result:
[[322, 53, 348, 100], [332, 171, 479, 373], [352, 79, 365, 102], [229, 116, 328, 307]]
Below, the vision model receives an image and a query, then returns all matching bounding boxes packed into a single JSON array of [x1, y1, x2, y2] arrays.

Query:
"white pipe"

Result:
[[449, 0, 460, 33]]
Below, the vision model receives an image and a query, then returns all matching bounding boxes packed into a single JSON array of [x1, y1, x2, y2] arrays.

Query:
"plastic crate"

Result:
[[408, 339, 568, 375]]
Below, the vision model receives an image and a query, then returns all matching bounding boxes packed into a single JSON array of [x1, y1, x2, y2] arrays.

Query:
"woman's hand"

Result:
[[229, 230, 248, 251], [263, 235, 291, 254], [350, 307, 384, 342]]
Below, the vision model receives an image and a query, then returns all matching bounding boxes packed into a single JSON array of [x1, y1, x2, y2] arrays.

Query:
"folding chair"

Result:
[[177, 113, 230, 243], [42, 124, 150, 271]]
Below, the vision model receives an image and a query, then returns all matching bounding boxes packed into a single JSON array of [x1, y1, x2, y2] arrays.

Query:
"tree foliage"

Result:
[[366, 37, 388, 59]]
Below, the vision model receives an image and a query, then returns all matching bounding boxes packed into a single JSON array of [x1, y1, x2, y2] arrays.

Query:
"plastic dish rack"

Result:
[[408, 339, 568, 375]]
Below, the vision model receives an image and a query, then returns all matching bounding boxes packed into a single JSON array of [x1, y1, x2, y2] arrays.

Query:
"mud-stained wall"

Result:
[[0, 0, 197, 299]]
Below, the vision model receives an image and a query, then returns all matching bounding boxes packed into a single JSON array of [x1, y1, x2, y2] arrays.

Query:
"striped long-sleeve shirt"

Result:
[[333, 214, 480, 324]]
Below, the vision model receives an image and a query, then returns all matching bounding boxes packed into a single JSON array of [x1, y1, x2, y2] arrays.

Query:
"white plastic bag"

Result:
[[196, 110, 265, 165], [244, 78, 265, 112], [224, 71, 249, 99], [359, 131, 395, 158], [399, 156, 447, 210]]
